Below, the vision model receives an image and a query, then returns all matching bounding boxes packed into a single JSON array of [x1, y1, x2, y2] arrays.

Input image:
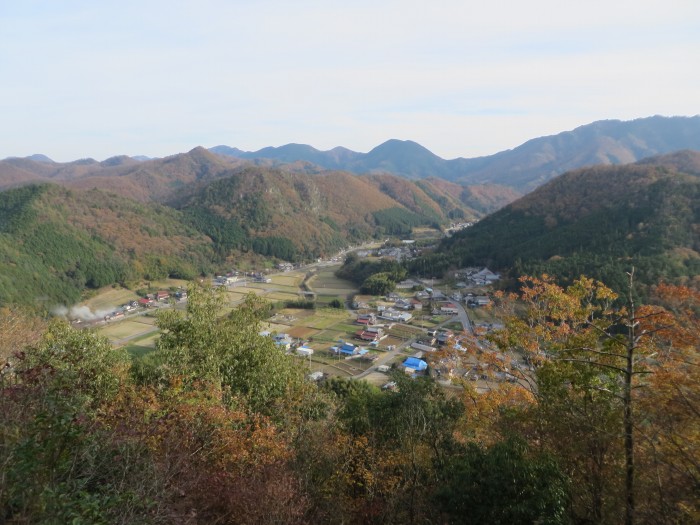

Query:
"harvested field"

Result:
[[308, 269, 357, 296], [262, 322, 293, 333], [303, 315, 349, 330], [267, 291, 302, 302], [82, 287, 139, 312], [286, 326, 319, 339], [317, 364, 352, 378], [380, 336, 404, 348], [270, 274, 304, 287], [387, 324, 425, 339]]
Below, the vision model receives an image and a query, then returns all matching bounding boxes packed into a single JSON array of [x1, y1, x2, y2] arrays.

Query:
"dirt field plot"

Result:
[[380, 336, 404, 348], [278, 308, 315, 320], [262, 322, 294, 334], [287, 326, 319, 339], [317, 364, 352, 378], [387, 324, 425, 339]]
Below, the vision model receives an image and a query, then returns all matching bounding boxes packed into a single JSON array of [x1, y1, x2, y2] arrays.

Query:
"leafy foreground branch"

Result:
[[487, 274, 699, 525]]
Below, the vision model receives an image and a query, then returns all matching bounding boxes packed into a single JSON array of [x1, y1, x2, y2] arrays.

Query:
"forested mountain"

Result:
[[417, 151, 700, 292], [0, 162, 481, 306], [171, 166, 474, 261], [0, 147, 511, 215], [5, 116, 697, 212], [0, 184, 215, 306], [210, 116, 700, 191]]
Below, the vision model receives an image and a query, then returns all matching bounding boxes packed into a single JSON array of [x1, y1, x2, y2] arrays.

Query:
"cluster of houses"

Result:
[[444, 221, 475, 235], [258, 331, 318, 359], [276, 262, 295, 272], [454, 267, 501, 287], [102, 290, 184, 322], [213, 275, 237, 286]]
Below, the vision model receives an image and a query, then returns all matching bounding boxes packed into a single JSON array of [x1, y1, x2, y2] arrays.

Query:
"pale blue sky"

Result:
[[1, 0, 698, 161]]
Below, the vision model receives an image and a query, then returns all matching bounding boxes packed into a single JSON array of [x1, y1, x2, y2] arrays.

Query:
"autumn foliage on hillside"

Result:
[[1, 280, 698, 524], [422, 155, 700, 294]]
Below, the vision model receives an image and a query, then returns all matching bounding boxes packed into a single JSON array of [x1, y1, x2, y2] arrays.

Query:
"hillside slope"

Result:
[[419, 151, 700, 291]]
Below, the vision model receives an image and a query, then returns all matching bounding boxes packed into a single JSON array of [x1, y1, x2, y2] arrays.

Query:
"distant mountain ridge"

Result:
[[4, 116, 699, 196], [210, 116, 700, 190], [0, 146, 511, 220]]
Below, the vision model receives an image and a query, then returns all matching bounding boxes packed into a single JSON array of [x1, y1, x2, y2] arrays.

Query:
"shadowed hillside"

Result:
[[415, 151, 700, 292]]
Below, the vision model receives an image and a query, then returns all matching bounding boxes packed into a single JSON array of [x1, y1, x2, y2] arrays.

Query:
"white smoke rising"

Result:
[[51, 304, 117, 321], [51, 305, 69, 317]]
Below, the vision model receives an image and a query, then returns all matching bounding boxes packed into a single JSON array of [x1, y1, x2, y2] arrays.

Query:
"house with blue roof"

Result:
[[402, 357, 428, 372], [331, 342, 360, 356]]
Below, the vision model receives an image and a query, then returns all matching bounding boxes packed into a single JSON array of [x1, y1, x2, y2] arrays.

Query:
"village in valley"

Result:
[[75, 240, 532, 394]]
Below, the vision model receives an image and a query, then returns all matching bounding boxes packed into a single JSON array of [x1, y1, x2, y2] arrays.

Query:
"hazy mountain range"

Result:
[[4, 116, 700, 195], [210, 115, 700, 190]]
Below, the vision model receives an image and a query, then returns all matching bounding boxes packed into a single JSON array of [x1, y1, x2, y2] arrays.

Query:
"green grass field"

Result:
[[270, 273, 304, 287], [100, 320, 158, 343]]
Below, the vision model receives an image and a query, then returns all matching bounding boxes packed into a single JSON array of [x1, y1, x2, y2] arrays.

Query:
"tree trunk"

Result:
[[624, 270, 636, 525]]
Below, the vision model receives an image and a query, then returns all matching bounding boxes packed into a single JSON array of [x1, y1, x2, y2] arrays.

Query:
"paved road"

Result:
[[453, 301, 474, 335]]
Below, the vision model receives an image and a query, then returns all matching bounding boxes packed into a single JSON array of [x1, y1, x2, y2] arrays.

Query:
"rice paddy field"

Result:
[[100, 319, 159, 345], [308, 269, 357, 296], [270, 273, 305, 287], [302, 309, 351, 330], [82, 287, 139, 311], [266, 291, 302, 302]]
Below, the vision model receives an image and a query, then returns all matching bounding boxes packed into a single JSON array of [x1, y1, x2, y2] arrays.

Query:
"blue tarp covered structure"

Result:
[[339, 342, 358, 355], [403, 357, 427, 371]]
